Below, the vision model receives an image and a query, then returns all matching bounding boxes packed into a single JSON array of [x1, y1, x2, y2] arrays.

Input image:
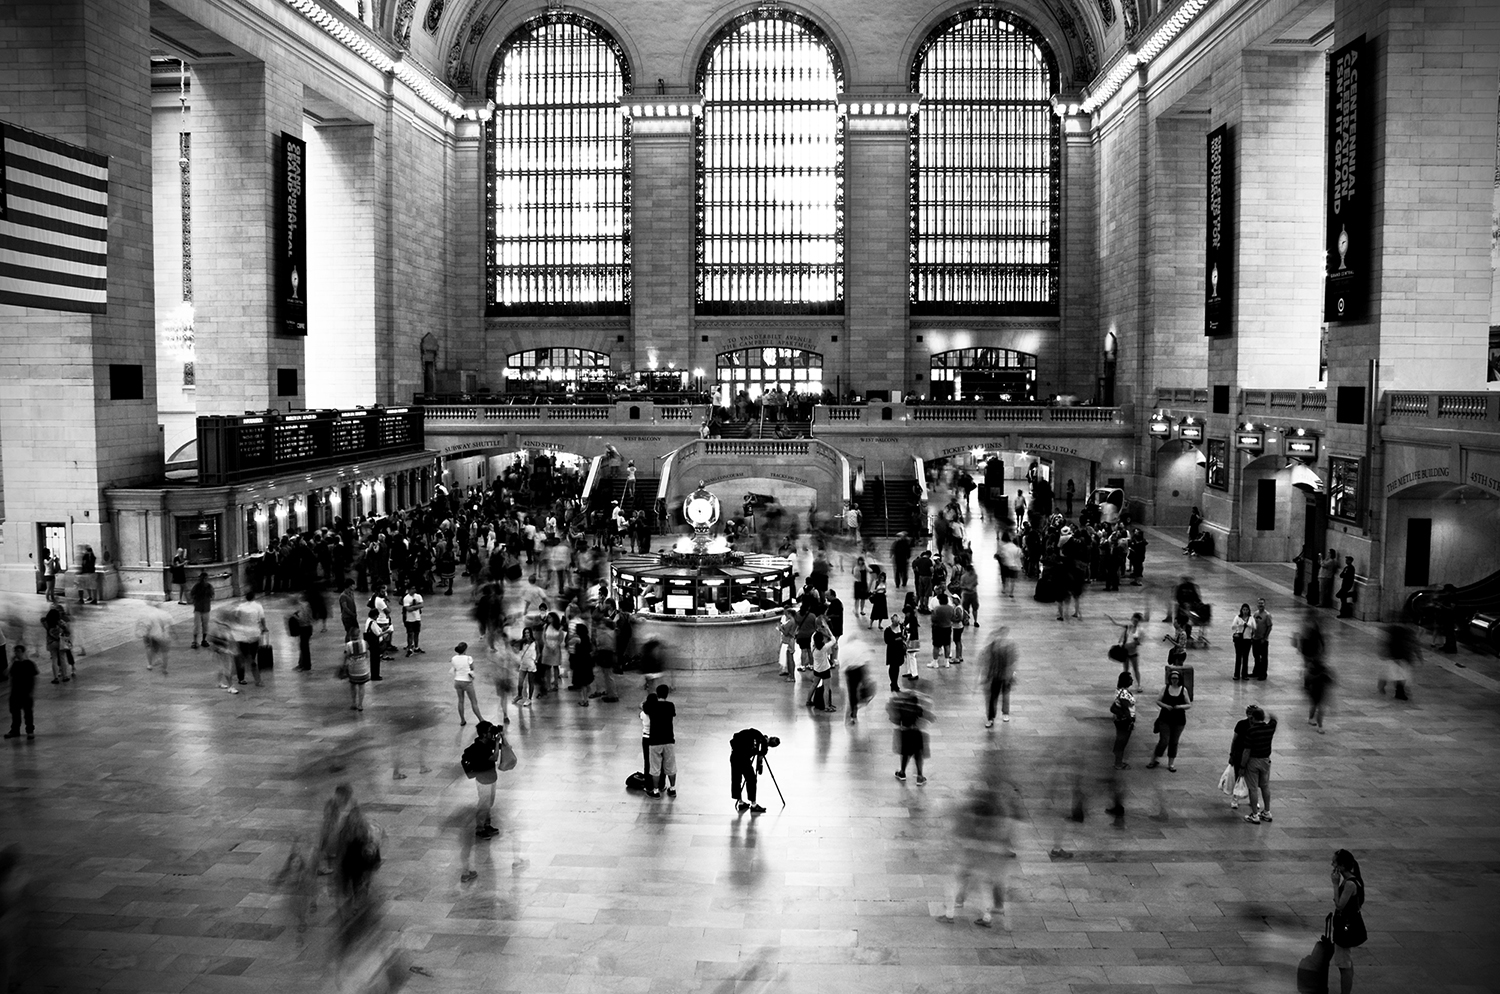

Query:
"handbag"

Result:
[[1108, 627, 1129, 663], [497, 738, 518, 772]]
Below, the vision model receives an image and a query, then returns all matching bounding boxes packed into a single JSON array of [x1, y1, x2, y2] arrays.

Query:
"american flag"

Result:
[[0, 122, 109, 313]]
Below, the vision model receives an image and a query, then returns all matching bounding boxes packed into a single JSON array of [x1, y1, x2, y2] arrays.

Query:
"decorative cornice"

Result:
[[280, 0, 467, 117], [1080, 0, 1211, 113]]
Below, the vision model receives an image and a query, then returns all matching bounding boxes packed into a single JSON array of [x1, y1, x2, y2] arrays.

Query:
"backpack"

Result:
[[461, 739, 496, 779], [1110, 693, 1131, 720]]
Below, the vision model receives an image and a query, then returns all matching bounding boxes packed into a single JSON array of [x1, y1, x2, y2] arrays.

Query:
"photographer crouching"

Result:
[[729, 728, 779, 813]]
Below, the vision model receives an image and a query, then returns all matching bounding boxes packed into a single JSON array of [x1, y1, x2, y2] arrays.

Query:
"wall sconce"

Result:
[[253, 504, 268, 525]]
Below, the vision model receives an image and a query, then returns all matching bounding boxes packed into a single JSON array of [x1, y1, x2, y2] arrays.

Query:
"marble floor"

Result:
[[3, 504, 1499, 994]]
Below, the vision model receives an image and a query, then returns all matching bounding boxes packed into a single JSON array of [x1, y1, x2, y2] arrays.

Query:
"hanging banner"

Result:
[[1325, 35, 1372, 322], [276, 131, 308, 336], [1205, 124, 1232, 337]]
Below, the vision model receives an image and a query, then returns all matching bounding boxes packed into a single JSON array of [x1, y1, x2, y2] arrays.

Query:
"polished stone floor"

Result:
[[3, 501, 1499, 994]]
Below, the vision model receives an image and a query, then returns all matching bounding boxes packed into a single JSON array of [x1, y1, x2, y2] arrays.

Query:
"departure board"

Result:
[[331, 416, 368, 455], [197, 407, 425, 485]]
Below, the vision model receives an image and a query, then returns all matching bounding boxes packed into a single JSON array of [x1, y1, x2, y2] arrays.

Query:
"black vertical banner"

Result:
[[277, 131, 307, 336], [1206, 124, 1232, 337], [1325, 35, 1372, 322], [0, 123, 8, 220]]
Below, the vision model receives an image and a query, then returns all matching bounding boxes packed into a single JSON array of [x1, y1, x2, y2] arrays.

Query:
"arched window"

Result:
[[928, 347, 1037, 402], [911, 10, 1059, 314], [504, 348, 611, 394], [696, 11, 843, 314], [487, 13, 631, 315]]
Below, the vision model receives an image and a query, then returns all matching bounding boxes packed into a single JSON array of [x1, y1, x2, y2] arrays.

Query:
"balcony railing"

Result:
[[423, 402, 709, 425], [1155, 387, 1209, 407], [815, 404, 1125, 426], [1240, 389, 1327, 417], [1385, 391, 1500, 425]]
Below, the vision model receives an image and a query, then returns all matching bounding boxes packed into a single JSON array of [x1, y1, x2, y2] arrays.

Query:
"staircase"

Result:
[[591, 475, 660, 519], [857, 479, 920, 537]]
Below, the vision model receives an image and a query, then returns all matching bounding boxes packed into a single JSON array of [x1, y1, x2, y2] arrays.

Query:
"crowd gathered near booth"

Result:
[[0, 450, 1406, 991]]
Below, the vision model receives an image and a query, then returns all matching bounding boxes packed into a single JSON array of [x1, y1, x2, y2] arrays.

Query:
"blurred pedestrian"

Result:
[[889, 689, 928, 784], [1145, 667, 1192, 771], [979, 627, 1016, 727], [4, 646, 37, 740], [1298, 614, 1333, 733], [139, 603, 173, 675], [1109, 672, 1135, 769], [1379, 623, 1420, 701], [938, 780, 1015, 927]]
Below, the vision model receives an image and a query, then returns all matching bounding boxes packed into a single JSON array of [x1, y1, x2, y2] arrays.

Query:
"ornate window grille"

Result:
[[696, 10, 844, 315], [487, 12, 631, 315], [910, 9, 1060, 314]]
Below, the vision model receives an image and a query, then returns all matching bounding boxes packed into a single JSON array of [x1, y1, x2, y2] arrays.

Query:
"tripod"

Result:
[[761, 755, 786, 807]]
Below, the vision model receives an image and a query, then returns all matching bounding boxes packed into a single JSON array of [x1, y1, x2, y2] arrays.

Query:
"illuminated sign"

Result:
[[1287, 437, 1320, 459], [1148, 420, 1172, 436], [1236, 431, 1264, 451], [1178, 424, 1204, 441]]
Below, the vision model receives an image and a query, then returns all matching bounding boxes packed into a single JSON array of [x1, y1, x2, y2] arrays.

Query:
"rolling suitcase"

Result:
[[1295, 923, 1334, 994]]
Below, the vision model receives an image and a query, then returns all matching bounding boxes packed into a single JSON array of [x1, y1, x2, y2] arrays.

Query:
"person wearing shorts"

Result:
[[451, 642, 484, 726], [642, 684, 677, 797]]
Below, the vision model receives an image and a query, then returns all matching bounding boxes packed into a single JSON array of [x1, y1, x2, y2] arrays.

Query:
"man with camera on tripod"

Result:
[[729, 727, 779, 813]]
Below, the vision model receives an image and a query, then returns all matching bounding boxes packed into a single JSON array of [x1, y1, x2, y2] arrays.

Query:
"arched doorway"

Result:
[[928, 348, 1037, 402], [717, 347, 823, 400], [504, 348, 611, 397]]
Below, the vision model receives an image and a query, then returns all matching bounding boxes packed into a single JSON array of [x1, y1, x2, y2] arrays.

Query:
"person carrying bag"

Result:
[[1328, 849, 1367, 993]]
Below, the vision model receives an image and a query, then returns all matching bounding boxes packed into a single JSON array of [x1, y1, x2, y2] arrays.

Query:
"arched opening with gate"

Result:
[[717, 347, 824, 400], [927, 348, 1036, 402], [504, 348, 611, 398]]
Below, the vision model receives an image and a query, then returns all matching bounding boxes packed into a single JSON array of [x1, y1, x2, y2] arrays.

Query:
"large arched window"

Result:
[[910, 9, 1059, 314], [696, 11, 843, 315], [487, 12, 631, 315]]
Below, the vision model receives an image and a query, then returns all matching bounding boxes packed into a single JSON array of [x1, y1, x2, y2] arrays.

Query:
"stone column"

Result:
[[191, 61, 307, 415], [306, 122, 377, 408], [1330, 0, 1500, 394], [1207, 49, 1326, 394], [628, 104, 698, 375], [1058, 111, 1100, 400], [0, 0, 162, 595], [843, 106, 911, 400]]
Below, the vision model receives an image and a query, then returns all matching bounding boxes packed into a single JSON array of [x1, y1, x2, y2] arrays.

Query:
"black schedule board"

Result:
[[197, 407, 424, 485]]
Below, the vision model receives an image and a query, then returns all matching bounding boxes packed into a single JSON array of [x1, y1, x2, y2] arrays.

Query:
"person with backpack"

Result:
[[461, 721, 505, 838], [1329, 849, 1367, 993]]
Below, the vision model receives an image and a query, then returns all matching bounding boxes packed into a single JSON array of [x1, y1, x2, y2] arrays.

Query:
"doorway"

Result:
[[38, 523, 68, 570], [1303, 492, 1326, 555]]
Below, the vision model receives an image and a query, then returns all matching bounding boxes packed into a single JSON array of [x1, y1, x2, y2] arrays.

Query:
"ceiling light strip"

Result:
[[281, 0, 464, 117], [1081, 0, 1212, 113]]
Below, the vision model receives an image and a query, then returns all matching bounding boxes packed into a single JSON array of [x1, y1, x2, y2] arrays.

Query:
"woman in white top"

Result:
[[1230, 603, 1253, 681], [513, 628, 538, 706], [451, 642, 485, 726]]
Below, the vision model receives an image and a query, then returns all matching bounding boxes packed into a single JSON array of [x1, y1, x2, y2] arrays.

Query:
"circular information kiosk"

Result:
[[610, 483, 795, 670]]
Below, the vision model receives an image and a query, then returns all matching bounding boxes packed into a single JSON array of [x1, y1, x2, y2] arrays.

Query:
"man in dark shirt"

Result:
[[1231, 705, 1278, 824], [891, 533, 912, 589], [5, 645, 38, 739], [913, 550, 934, 612], [729, 728, 778, 813], [190, 572, 215, 649], [642, 684, 677, 798]]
